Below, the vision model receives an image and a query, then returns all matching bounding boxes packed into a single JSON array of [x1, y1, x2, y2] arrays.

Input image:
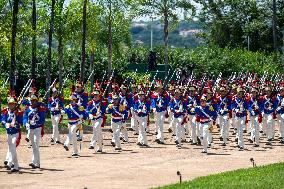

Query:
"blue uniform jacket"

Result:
[[170, 97, 187, 118], [1, 108, 23, 135], [217, 95, 232, 116], [63, 104, 89, 125], [107, 105, 128, 123], [134, 99, 151, 117], [23, 104, 46, 129], [195, 105, 217, 124], [87, 99, 107, 120], [151, 93, 169, 112], [48, 97, 64, 115], [263, 95, 278, 115], [231, 97, 249, 117]]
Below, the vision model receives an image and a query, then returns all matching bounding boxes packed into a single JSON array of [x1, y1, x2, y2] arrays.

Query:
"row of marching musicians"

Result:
[[1, 79, 284, 172]]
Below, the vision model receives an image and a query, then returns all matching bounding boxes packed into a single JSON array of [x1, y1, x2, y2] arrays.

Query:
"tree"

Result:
[[46, 0, 56, 99], [195, 0, 284, 52], [95, 0, 136, 77], [80, 0, 87, 82], [138, 0, 195, 75], [31, 0, 37, 79], [10, 0, 19, 89]]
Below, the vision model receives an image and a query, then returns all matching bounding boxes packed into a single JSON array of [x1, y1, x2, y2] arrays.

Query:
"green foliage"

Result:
[[122, 71, 151, 84], [127, 46, 283, 78], [195, 0, 284, 52], [155, 162, 284, 189]]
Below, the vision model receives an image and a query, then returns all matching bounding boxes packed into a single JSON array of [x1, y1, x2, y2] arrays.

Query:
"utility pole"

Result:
[[272, 0, 277, 52]]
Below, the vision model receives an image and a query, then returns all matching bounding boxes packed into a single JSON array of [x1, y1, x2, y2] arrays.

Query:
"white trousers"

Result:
[[130, 109, 139, 134], [90, 118, 103, 150], [155, 111, 166, 142], [137, 116, 148, 145], [200, 123, 209, 152], [120, 122, 129, 142], [51, 114, 61, 142], [235, 117, 245, 148], [188, 115, 197, 143], [250, 116, 260, 145], [174, 116, 183, 144], [113, 122, 122, 148], [7, 133, 19, 170], [219, 115, 229, 143], [263, 114, 275, 140], [30, 127, 41, 166], [279, 114, 284, 138], [65, 124, 78, 154]]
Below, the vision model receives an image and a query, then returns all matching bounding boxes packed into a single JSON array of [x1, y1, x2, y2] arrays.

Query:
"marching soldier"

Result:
[[231, 87, 248, 150], [262, 87, 278, 145], [151, 81, 169, 144], [74, 81, 89, 141], [217, 86, 232, 146], [130, 83, 139, 135], [23, 93, 46, 168], [1, 92, 23, 172], [276, 87, 284, 143], [47, 85, 64, 144], [134, 90, 151, 147], [62, 93, 90, 156], [186, 86, 199, 145], [195, 95, 217, 153], [87, 88, 107, 152], [247, 87, 263, 147], [170, 89, 187, 148], [107, 94, 128, 151], [118, 84, 131, 143]]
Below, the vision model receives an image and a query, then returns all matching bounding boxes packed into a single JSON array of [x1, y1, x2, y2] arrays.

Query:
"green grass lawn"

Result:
[[155, 162, 284, 189]]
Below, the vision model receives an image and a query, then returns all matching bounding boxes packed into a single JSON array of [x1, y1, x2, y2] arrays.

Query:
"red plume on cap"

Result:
[[94, 80, 100, 90], [71, 85, 76, 93], [207, 80, 211, 88], [7, 89, 16, 97], [31, 79, 36, 88], [238, 80, 242, 86]]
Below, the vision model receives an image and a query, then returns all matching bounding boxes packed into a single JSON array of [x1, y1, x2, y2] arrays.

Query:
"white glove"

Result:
[[79, 115, 83, 119], [54, 107, 59, 111], [152, 108, 156, 113], [51, 107, 55, 111], [61, 110, 65, 115], [190, 108, 195, 113], [5, 123, 10, 129], [276, 107, 281, 111], [26, 123, 30, 130], [89, 114, 94, 120], [220, 109, 224, 114], [251, 111, 255, 116]]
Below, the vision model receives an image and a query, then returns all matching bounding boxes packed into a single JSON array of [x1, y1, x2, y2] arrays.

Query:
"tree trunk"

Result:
[[10, 0, 19, 90], [31, 0, 37, 80], [46, 0, 55, 99], [58, 34, 64, 94], [107, 1, 113, 78], [163, 0, 169, 76], [90, 50, 95, 92], [272, 0, 277, 51], [80, 0, 87, 83], [58, 0, 65, 95]]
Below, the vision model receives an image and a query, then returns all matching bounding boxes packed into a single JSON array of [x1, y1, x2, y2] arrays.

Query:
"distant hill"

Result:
[[130, 20, 203, 48]]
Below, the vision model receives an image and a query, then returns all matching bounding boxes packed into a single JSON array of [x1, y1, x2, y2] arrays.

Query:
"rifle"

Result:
[[43, 79, 57, 100], [0, 76, 9, 110], [59, 74, 70, 97]]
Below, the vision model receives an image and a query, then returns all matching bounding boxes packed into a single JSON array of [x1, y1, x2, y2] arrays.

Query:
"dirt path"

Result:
[[0, 123, 283, 189]]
